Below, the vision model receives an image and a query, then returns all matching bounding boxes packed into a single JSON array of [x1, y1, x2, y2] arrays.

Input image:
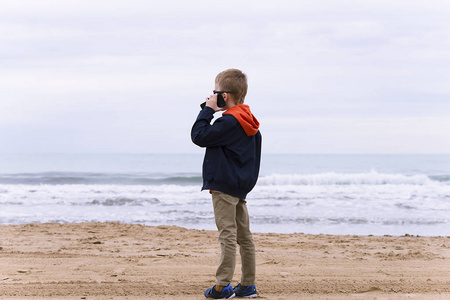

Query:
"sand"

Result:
[[0, 222, 449, 300]]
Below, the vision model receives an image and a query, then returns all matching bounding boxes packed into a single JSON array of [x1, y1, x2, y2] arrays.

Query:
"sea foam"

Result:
[[258, 170, 434, 186]]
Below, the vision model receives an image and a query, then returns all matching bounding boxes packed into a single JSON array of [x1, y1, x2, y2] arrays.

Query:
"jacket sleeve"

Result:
[[191, 107, 240, 148]]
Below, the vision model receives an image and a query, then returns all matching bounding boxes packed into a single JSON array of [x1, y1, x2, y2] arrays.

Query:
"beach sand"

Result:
[[0, 223, 449, 299]]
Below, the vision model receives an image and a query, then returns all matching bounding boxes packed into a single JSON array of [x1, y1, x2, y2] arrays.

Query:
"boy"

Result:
[[191, 69, 261, 299]]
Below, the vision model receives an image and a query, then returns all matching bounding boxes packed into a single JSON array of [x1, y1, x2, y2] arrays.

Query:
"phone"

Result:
[[200, 93, 227, 109]]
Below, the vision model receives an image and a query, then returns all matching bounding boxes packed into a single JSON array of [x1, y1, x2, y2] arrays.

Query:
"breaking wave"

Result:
[[257, 171, 443, 186]]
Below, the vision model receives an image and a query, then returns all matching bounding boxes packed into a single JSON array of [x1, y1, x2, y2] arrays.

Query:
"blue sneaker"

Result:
[[204, 284, 235, 299], [233, 283, 257, 298]]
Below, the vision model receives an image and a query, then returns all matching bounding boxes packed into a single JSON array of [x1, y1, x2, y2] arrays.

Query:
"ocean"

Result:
[[0, 153, 449, 236]]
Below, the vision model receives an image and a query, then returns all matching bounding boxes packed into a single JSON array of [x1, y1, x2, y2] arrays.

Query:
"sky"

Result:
[[1, 0, 449, 154]]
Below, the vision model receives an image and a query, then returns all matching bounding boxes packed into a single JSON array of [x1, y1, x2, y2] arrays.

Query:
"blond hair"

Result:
[[215, 69, 248, 105]]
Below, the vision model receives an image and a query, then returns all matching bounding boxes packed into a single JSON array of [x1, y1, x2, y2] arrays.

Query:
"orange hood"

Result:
[[223, 104, 260, 136]]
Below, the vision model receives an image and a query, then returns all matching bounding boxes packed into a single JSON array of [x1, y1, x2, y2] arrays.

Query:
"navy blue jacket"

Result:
[[191, 105, 262, 199]]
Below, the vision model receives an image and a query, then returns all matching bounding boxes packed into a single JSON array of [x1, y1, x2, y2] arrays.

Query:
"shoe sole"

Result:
[[239, 295, 257, 298], [205, 293, 235, 299]]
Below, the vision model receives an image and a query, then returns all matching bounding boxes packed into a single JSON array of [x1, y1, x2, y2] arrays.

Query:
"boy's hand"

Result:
[[205, 94, 225, 112]]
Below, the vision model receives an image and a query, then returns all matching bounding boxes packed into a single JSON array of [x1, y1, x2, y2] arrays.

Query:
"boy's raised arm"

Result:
[[191, 107, 239, 148]]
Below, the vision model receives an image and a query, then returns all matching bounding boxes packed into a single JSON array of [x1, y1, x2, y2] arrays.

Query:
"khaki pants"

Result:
[[211, 191, 256, 287]]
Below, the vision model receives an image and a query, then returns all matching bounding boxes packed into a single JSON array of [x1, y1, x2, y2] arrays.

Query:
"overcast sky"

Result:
[[1, 0, 449, 154]]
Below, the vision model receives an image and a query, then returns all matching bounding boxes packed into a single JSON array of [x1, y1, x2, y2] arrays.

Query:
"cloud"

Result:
[[261, 115, 450, 153], [1, 0, 449, 153]]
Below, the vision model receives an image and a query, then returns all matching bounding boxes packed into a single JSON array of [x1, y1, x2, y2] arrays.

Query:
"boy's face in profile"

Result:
[[214, 82, 234, 109]]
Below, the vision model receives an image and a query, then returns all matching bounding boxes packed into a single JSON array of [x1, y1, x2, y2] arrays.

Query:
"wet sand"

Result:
[[0, 222, 449, 299]]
